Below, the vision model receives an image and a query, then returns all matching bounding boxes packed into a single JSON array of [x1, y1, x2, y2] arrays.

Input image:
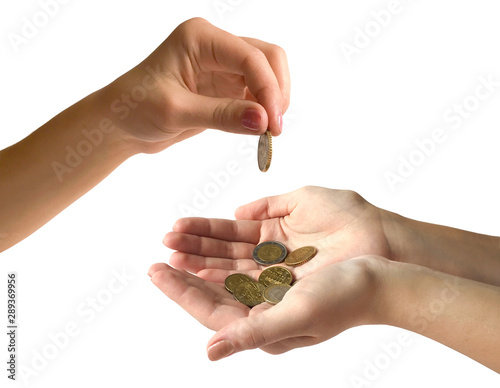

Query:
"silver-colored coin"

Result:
[[263, 284, 291, 305], [252, 241, 287, 266]]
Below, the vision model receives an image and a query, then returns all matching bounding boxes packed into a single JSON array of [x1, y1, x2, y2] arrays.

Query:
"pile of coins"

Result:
[[225, 241, 317, 307]]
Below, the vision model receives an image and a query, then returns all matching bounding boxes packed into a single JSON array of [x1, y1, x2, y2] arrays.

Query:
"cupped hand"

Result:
[[163, 186, 393, 282], [103, 17, 290, 154], [148, 255, 386, 360]]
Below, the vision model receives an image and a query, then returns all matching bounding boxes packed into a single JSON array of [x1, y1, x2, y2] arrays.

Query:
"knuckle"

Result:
[[342, 189, 365, 204], [237, 322, 263, 350], [212, 101, 227, 129], [299, 185, 320, 195], [268, 44, 287, 62], [212, 100, 237, 130], [160, 93, 183, 126], [242, 48, 267, 70], [177, 17, 208, 33]]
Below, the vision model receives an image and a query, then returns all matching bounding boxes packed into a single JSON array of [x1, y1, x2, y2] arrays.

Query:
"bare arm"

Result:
[[0, 18, 290, 252], [383, 211, 500, 286], [0, 90, 133, 250], [381, 259, 500, 371], [149, 255, 500, 372]]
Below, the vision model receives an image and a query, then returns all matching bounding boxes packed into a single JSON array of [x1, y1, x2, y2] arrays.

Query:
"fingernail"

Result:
[[278, 111, 283, 133], [241, 109, 261, 131], [207, 340, 234, 361]]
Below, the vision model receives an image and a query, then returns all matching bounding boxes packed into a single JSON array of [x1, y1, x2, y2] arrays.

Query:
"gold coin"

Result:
[[263, 284, 291, 305], [224, 273, 254, 293], [253, 241, 287, 266], [258, 267, 293, 287], [258, 130, 272, 172], [233, 281, 266, 307], [285, 246, 317, 266]]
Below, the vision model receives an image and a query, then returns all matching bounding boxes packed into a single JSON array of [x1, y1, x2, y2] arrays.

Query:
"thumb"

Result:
[[235, 190, 299, 220], [206, 306, 298, 361], [180, 91, 269, 135]]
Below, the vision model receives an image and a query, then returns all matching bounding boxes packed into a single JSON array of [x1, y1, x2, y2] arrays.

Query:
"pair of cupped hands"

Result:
[[123, 18, 391, 361], [149, 186, 393, 361]]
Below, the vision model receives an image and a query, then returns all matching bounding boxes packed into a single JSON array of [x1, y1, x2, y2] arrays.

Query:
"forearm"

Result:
[[382, 211, 500, 286], [0, 89, 136, 252], [379, 260, 500, 372]]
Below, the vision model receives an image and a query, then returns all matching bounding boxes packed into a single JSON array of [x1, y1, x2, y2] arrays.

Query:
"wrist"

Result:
[[380, 209, 427, 264], [377, 259, 500, 371], [97, 63, 180, 155], [90, 82, 145, 157], [349, 255, 396, 327], [364, 258, 431, 331], [372, 259, 458, 332], [75, 84, 138, 159]]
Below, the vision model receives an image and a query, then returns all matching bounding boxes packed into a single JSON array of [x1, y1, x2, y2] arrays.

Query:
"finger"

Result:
[[178, 91, 269, 135], [235, 190, 299, 220], [169, 252, 260, 275], [149, 264, 242, 330], [197, 268, 263, 284], [240, 37, 291, 113], [260, 335, 321, 355], [163, 232, 254, 260], [172, 218, 261, 244], [148, 262, 169, 277], [206, 300, 306, 361], [186, 18, 284, 135]]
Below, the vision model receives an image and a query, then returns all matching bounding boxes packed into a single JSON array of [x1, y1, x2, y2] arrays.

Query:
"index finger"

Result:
[[240, 37, 291, 114], [191, 19, 285, 135], [172, 217, 262, 243]]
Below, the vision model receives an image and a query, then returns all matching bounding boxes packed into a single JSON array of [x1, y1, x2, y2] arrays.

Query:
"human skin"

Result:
[[149, 255, 500, 371], [0, 17, 290, 252], [149, 186, 500, 370], [163, 186, 500, 286]]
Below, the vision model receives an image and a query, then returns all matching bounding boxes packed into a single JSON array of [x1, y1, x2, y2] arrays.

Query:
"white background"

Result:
[[1, 0, 500, 387]]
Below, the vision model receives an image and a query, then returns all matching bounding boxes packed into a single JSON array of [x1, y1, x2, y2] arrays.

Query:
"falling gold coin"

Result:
[[258, 267, 293, 287], [263, 284, 291, 305], [258, 130, 272, 172], [224, 273, 254, 293], [233, 281, 266, 307], [285, 246, 317, 266]]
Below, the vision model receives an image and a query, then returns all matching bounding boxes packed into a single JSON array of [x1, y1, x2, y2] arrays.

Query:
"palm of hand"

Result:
[[151, 187, 388, 355], [149, 249, 378, 355], [166, 187, 391, 281], [115, 56, 257, 153]]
